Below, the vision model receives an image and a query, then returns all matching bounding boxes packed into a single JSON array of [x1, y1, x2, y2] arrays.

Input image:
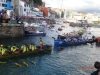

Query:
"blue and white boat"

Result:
[[25, 30, 46, 36], [54, 39, 96, 46]]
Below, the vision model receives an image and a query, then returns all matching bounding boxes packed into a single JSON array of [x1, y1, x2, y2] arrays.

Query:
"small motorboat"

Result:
[[25, 30, 46, 36], [58, 27, 63, 31]]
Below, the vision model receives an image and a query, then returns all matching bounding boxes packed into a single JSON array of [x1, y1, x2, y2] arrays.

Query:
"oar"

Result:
[[3, 56, 21, 67], [0, 61, 6, 64], [7, 48, 29, 67]]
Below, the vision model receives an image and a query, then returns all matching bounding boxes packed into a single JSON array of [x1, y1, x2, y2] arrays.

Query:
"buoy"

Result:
[[31, 61, 36, 65], [0, 61, 6, 64], [15, 63, 21, 67], [23, 62, 28, 67]]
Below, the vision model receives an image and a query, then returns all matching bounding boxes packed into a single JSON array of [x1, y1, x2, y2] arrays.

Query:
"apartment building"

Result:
[[11, 0, 43, 17]]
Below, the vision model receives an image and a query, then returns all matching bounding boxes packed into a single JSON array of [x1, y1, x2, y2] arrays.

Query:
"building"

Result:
[[11, 0, 43, 17], [0, 0, 13, 18], [0, 0, 7, 11]]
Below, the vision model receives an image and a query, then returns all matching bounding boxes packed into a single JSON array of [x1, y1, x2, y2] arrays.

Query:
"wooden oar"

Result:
[[13, 53, 29, 67], [7, 49, 29, 67], [0, 61, 6, 64], [3, 57, 21, 67]]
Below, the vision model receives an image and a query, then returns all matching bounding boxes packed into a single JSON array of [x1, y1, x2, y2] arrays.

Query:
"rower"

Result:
[[0, 45, 4, 56], [1, 48, 7, 55], [21, 44, 29, 53], [11, 44, 18, 54], [39, 38, 43, 50], [29, 43, 36, 52], [0, 45, 7, 56]]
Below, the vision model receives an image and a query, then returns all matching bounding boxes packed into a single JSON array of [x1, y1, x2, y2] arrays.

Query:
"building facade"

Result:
[[11, 0, 43, 17]]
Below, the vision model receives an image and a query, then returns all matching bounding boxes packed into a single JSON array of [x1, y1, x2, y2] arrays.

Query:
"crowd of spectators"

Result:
[[0, 10, 24, 24]]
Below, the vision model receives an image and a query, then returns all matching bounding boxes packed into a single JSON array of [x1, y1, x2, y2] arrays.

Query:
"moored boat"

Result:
[[25, 30, 46, 36], [58, 28, 63, 31], [0, 45, 52, 59]]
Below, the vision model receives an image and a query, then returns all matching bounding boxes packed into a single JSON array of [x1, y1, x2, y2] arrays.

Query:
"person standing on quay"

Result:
[[90, 61, 100, 75]]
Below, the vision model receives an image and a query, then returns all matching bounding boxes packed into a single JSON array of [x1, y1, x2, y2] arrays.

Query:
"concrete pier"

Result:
[[0, 23, 24, 38]]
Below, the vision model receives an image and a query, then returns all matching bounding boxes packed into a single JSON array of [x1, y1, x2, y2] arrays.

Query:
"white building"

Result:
[[12, 0, 43, 17], [0, 0, 7, 11]]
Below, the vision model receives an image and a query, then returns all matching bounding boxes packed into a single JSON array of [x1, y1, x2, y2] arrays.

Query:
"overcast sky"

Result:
[[42, 0, 100, 14]]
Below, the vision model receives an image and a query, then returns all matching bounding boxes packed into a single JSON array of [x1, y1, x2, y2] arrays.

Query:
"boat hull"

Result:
[[54, 40, 96, 46], [25, 31, 46, 36], [0, 45, 52, 59]]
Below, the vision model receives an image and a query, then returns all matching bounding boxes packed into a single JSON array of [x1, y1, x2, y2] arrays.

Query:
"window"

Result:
[[2, 3, 5, 7], [24, 9, 26, 11], [2, 3, 7, 7], [4, 4, 7, 7]]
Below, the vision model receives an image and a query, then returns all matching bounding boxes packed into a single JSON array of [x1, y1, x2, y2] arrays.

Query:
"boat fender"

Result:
[[15, 63, 21, 67], [23, 62, 28, 67]]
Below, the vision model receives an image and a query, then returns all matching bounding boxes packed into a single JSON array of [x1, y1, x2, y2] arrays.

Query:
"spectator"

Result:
[[90, 61, 100, 75]]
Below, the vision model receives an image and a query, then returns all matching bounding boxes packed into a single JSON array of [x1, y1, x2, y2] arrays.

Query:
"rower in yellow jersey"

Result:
[[0, 45, 4, 56], [21, 44, 29, 53], [29, 43, 36, 52], [0, 45, 6, 56], [11, 44, 18, 54]]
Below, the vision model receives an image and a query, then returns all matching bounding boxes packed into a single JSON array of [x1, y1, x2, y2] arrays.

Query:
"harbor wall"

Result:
[[0, 23, 24, 38]]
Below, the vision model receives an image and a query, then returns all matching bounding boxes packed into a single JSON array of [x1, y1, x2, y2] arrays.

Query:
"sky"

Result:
[[42, 0, 100, 14]]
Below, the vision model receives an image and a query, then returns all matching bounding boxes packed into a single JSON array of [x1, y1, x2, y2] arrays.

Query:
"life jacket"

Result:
[[29, 45, 36, 51], [11, 46, 17, 52], [1, 48, 6, 55], [40, 40, 43, 44], [21, 45, 28, 53], [0, 47, 3, 53]]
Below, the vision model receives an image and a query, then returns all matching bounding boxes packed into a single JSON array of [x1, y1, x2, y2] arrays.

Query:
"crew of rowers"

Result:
[[0, 38, 44, 56], [58, 35, 96, 43]]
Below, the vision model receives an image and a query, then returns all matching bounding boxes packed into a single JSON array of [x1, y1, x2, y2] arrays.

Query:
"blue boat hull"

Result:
[[25, 31, 46, 36], [54, 40, 96, 46]]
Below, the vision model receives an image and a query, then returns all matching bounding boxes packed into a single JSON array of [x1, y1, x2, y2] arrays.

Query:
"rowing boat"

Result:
[[0, 45, 52, 59], [54, 39, 97, 46]]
